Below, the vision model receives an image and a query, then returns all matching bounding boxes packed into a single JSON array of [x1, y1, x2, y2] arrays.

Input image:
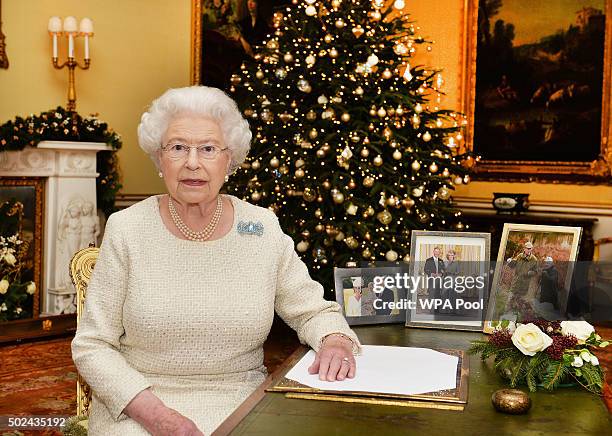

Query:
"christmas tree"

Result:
[[225, 0, 472, 293]]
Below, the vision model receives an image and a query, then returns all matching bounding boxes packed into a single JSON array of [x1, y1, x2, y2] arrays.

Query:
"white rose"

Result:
[[0, 279, 9, 294], [26, 282, 36, 295], [572, 356, 584, 367], [511, 323, 553, 356], [560, 321, 595, 342], [3, 253, 16, 266], [591, 356, 599, 366]]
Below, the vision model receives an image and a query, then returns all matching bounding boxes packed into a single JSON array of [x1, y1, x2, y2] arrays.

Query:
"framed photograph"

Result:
[[484, 223, 582, 333], [334, 266, 408, 326], [190, 0, 288, 87], [407, 231, 491, 331], [0, 178, 45, 317], [0, 0, 8, 69], [462, 0, 612, 181]]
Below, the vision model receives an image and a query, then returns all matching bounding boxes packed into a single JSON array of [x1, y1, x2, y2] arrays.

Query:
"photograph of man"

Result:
[[506, 241, 538, 297], [423, 247, 445, 313], [539, 256, 559, 310], [345, 276, 363, 317]]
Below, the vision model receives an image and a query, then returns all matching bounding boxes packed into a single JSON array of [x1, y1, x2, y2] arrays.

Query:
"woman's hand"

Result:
[[308, 335, 356, 381], [149, 407, 204, 436]]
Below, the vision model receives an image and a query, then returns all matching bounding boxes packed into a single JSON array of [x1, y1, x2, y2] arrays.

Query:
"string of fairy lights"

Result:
[[226, 0, 474, 273]]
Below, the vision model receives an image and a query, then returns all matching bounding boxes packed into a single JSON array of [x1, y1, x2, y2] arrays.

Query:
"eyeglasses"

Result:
[[161, 143, 229, 161]]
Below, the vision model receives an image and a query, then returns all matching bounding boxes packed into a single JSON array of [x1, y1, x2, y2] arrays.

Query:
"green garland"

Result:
[[0, 106, 122, 217]]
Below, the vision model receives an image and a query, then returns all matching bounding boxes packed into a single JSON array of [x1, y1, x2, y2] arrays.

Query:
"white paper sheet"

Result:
[[284, 345, 458, 396]]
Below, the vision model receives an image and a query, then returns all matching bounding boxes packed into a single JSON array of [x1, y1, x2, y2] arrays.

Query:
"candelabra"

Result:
[[48, 16, 94, 112]]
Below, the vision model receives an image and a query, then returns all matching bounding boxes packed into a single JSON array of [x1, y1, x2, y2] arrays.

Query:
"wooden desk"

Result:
[[215, 326, 611, 435]]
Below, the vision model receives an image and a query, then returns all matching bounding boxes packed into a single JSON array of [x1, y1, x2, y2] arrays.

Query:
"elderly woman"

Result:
[[71, 86, 361, 435]]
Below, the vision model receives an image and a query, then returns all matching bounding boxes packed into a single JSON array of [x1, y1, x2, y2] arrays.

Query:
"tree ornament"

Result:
[[309, 128, 319, 139], [306, 54, 317, 66], [295, 158, 305, 168], [377, 210, 393, 225], [396, 105, 404, 116], [322, 180, 331, 189], [377, 107, 387, 118], [345, 236, 359, 249], [365, 206, 375, 217], [442, 168, 450, 177], [352, 25, 364, 38], [418, 210, 430, 223], [429, 162, 438, 173], [324, 34, 333, 43], [297, 240, 310, 252], [437, 186, 451, 200], [368, 123, 375, 131], [317, 95, 329, 105], [393, 150, 402, 160], [370, 10, 382, 21], [411, 114, 421, 127], [260, 109, 273, 122], [386, 196, 398, 207], [346, 203, 358, 215], [321, 108, 335, 119], [382, 69, 392, 79], [373, 155, 383, 166], [454, 176, 463, 185], [270, 157, 280, 168], [315, 224, 325, 232], [335, 18, 346, 28], [411, 161, 421, 171], [335, 231, 345, 241], [303, 187, 316, 202], [332, 189, 345, 204], [412, 186, 424, 197], [329, 48, 339, 58], [386, 250, 399, 261], [367, 54, 379, 66], [355, 86, 364, 95], [297, 79, 312, 93], [401, 198, 415, 209], [364, 232, 371, 241], [348, 179, 356, 189], [255, 70, 264, 79], [279, 164, 290, 175], [362, 248, 372, 259], [306, 110, 317, 121], [283, 52, 294, 63], [305, 5, 317, 16], [341, 112, 351, 122], [393, 0, 405, 9], [369, 106, 377, 116], [415, 103, 423, 113], [251, 190, 261, 201], [463, 175, 471, 184], [295, 168, 305, 178], [422, 131, 432, 142], [331, 0, 341, 8], [363, 176, 374, 187], [455, 222, 465, 230], [251, 160, 260, 170], [266, 40, 279, 50], [383, 126, 393, 139]]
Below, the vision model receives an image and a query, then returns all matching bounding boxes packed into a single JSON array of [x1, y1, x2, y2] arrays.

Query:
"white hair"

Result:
[[137, 86, 252, 173]]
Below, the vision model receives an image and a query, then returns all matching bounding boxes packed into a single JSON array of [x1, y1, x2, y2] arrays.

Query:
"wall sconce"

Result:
[[48, 16, 93, 112]]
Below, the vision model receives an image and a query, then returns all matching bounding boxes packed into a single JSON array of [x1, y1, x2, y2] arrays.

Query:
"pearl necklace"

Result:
[[168, 195, 223, 241]]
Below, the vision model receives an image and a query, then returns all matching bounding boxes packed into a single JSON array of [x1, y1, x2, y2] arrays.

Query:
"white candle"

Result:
[[79, 18, 94, 34], [84, 35, 89, 60], [52, 33, 58, 58], [63, 16, 78, 32], [68, 34, 74, 58], [48, 16, 62, 32]]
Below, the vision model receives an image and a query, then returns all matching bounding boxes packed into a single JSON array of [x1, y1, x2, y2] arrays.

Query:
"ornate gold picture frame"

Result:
[[0, 0, 9, 69], [461, 0, 612, 182]]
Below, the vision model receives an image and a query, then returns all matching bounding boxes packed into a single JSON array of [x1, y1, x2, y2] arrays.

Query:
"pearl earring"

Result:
[[158, 171, 163, 178]]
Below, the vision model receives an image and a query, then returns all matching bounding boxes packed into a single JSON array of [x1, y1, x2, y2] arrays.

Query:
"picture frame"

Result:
[[484, 223, 582, 334], [407, 230, 491, 332], [190, 0, 287, 87], [334, 266, 408, 326], [0, 178, 45, 318], [461, 0, 612, 182], [0, 0, 8, 69]]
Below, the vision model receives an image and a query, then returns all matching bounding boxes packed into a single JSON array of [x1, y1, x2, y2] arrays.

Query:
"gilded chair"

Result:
[[69, 244, 99, 417]]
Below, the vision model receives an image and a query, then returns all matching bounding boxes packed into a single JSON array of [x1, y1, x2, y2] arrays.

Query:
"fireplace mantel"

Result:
[[0, 141, 112, 315]]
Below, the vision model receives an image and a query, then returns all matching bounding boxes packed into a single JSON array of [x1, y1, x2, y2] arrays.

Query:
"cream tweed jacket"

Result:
[[71, 194, 361, 435]]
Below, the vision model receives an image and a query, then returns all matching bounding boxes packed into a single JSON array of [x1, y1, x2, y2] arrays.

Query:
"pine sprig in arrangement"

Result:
[[0, 107, 122, 217], [468, 320, 609, 394]]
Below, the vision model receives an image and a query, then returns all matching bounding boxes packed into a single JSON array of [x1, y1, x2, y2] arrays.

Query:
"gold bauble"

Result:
[[309, 128, 319, 139], [464, 175, 471, 184], [251, 190, 261, 201], [322, 180, 332, 189], [255, 70, 264, 79], [329, 48, 339, 58], [454, 176, 463, 185], [455, 222, 465, 230], [306, 110, 317, 121], [437, 186, 451, 200], [296, 240, 310, 252], [331, 0, 341, 9], [352, 25, 364, 38], [383, 126, 393, 139], [373, 155, 383, 166], [301, 230, 311, 238], [315, 224, 325, 232], [270, 157, 280, 168], [335, 231, 345, 241], [251, 160, 261, 170], [364, 232, 371, 241], [429, 163, 439, 173], [243, 108, 254, 117], [377, 210, 393, 225], [295, 168, 305, 178], [341, 112, 351, 122], [286, 189, 295, 196], [491, 389, 532, 415], [295, 158, 305, 168], [382, 69, 392, 79], [317, 196, 323, 202], [362, 248, 372, 259], [279, 165, 289, 175], [316, 149, 326, 158], [385, 250, 399, 261], [396, 105, 404, 116], [303, 187, 316, 202], [283, 52, 294, 63], [442, 168, 450, 177], [350, 134, 360, 143], [360, 148, 370, 158], [335, 18, 345, 28], [377, 107, 387, 118], [369, 106, 377, 116], [363, 176, 374, 187], [348, 179, 356, 189], [386, 196, 398, 207], [324, 34, 333, 43], [401, 198, 415, 209], [389, 140, 398, 148], [422, 131, 432, 142], [322, 144, 331, 152], [345, 236, 359, 249], [393, 150, 402, 160], [411, 161, 421, 171], [363, 137, 370, 145], [332, 190, 345, 204], [366, 206, 375, 216], [370, 10, 382, 21], [314, 208, 323, 218], [412, 186, 424, 197], [355, 86, 364, 95], [274, 185, 281, 193]]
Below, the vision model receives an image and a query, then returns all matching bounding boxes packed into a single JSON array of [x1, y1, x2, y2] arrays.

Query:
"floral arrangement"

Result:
[[469, 319, 609, 393], [0, 200, 36, 321], [0, 106, 122, 217]]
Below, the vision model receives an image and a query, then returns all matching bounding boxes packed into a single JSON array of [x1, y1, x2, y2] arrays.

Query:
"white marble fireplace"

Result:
[[0, 140, 111, 315]]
